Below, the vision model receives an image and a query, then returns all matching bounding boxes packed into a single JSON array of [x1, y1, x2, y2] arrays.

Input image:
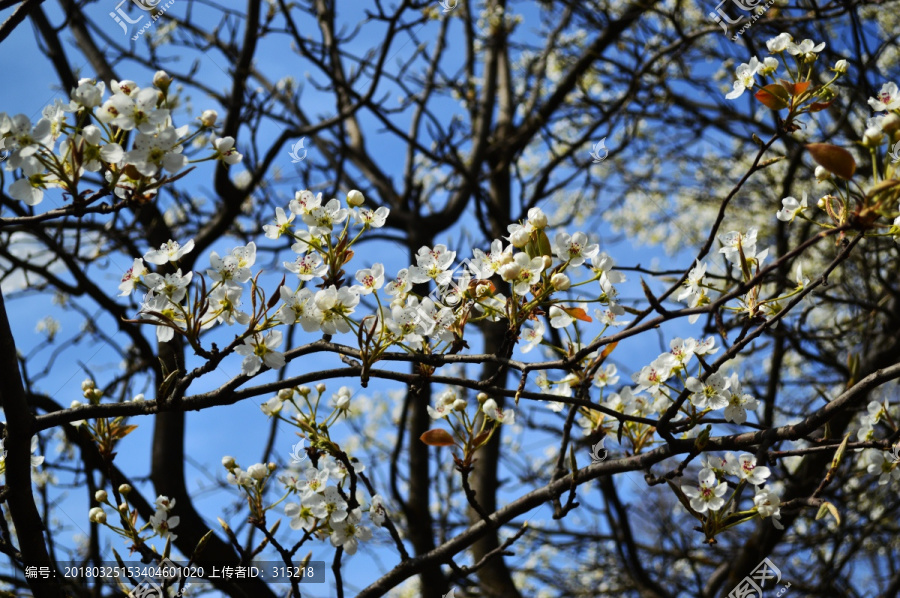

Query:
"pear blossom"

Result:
[[124, 126, 187, 176], [289, 190, 322, 216], [729, 453, 770, 486], [70, 78, 105, 109], [500, 253, 544, 295], [213, 136, 242, 164], [315, 286, 360, 334], [263, 207, 295, 239], [775, 191, 807, 222], [306, 485, 348, 523], [766, 32, 793, 53], [354, 206, 390, 228], [284, 252, 327, 281], [296, 467, 330, 500], [143, 269, 193, 302], [519, 319, 545, 353], [595, 304, 630, 327], [98, 88, 168, 133], [385, 269, 412, 297], [329, 386, 353, 413], [276, 287, 322, 332], [9, 157, 54, 206], [754, 488, 784, 529], [868, 82, 900, 112], [144, 239, 195, 265], [369, 495, 387, 526], [302, 198, 349, 235], [472, 239, 512, 276], [149, 508, 180, 541], [552, 232, 599, 266], [686, 373, 730, 410], [260, 396, 283, 416], [139, 294, 186, 343], [353, 264, 385, 295], [482, 398, 515, 425], [590, 252, 626, 293], [723, 372, 759, 424], [549, 306, 574, 329], [7, 113, 52, 158], [681, 470, 727, 513], [787, 38, 825, 58], [330, 510, 372, 555], [725, 58, 761, 100], [284, 501, 317, 531], [866, 451, 900, 485], [30, 436, 45, 468], [593, 363, 619, 388], [201, 285, 250, 328], [235, 330, 286, 375], [408, 244, 456, 285], [77, 125, 124, 171], [427, 388, 458, 419]]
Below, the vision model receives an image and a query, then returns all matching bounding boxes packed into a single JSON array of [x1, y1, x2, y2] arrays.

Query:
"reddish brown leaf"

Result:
[[420, 429, 457, 447], [754, 84, 790, 110], [599, 341, 618, 360], [807, 143, 857, 180], [779, 79, 810, 97], [563, 307, 593, 322], [808, 99, 834, 113]]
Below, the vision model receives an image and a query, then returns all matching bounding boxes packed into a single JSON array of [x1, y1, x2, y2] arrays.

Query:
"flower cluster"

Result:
[[0, 71, 239, 207], [681, 453, 782, 531]]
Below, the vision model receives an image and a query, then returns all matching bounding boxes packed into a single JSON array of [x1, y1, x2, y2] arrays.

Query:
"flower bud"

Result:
[[81, 379, 95, 392], [132, 393, 145, 402], [118, 502, 129, 513], [863, 127, 884, 147], [347, 189, 365, 207], [833, 59, 848, 74], [541, 255, 553, 270], [499, 262, 521, 282], [527, 207, 548, 229], [509, 229, 530, 248], [118, 484, 132, 495], [247, 463, 268, 480], [298, 386, 311, 396], [814, 166, 831, 182], [278, 388, 294, 401], [316, 383, 327, 394], [268, 462, 277, 472], [882, 113, 900, 135], [153, 70, 172, 92], [476, 392, 489, 402], [551, 273, 571, 291], [452, 398, 467, 412], [88, 507, 107, 524], [498, 251, 514, 266], [222, 456, 236, 469], [95, 490, 108, 503], [200, 109, 218, 127]]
